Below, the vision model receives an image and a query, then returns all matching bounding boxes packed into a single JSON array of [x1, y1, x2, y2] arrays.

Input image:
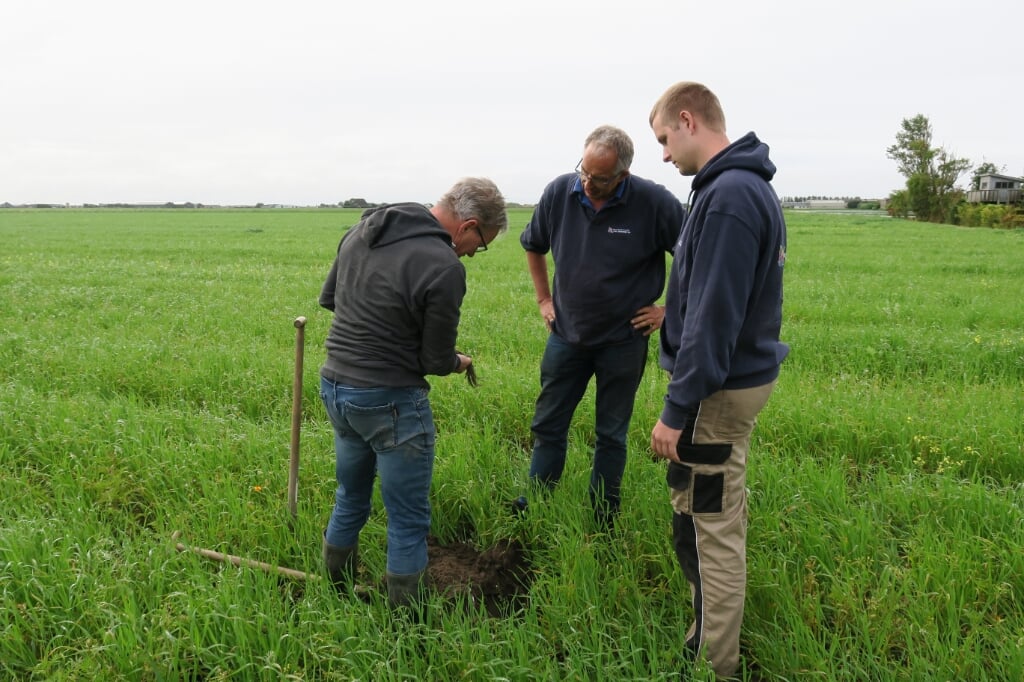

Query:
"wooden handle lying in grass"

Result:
[[171, 531, 319, 582]]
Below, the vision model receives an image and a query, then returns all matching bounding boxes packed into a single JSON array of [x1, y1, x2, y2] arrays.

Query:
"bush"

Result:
[[955, 202, 1019, 229]]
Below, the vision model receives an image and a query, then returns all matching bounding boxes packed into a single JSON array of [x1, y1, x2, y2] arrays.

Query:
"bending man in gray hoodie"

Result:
[[318, 177, 507, 611]]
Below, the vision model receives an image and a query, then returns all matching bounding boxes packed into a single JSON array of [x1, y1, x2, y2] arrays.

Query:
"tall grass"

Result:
[[1, 209, 1022, 680]]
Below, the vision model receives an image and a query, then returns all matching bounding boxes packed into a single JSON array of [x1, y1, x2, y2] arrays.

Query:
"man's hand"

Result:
[[631, 305, 665, 336], [538, 297, 555, 330], [454, 352, 478, 387], [650, 419, 682, 463]]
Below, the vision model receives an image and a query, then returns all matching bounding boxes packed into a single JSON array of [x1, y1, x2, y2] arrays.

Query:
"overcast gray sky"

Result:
[[2, 0, 1021, 206]]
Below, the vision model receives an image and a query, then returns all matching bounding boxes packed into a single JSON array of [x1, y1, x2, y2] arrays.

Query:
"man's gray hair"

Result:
[[584, 125, 634, 174], [438, 177, 508, 235]]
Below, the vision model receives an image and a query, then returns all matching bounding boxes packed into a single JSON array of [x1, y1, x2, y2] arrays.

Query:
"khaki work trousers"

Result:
[[667, 381, 776, 678]]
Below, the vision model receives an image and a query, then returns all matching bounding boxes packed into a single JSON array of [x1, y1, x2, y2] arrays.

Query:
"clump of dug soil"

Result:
[[426, 535, 532, 617]]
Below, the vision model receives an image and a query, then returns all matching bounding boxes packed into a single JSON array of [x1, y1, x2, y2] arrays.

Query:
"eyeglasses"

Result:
[[575, 159, 622, 188], [472, 224, 488, 252]]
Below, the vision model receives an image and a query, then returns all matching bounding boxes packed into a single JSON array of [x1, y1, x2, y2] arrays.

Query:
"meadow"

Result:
[[1, 208, 1022, 681]]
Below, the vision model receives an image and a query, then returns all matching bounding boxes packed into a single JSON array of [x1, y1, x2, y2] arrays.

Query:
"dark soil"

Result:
[[426, 535, 532, 617]]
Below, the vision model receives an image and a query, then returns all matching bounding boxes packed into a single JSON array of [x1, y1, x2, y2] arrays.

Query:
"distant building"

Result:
[[782, 199, 848, 210], [807, 199, 847, 210], [967, 173, 1023, 204]]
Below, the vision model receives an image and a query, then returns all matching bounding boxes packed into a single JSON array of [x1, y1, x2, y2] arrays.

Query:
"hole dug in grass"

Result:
[[426, 534, 532, 617]]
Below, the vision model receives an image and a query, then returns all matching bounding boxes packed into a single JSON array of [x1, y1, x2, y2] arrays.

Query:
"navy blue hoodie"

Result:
[[659, 132, 789, 428]]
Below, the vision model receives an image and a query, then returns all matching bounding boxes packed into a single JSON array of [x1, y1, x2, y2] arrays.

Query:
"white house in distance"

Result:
[[967, 173, 1023, 204]]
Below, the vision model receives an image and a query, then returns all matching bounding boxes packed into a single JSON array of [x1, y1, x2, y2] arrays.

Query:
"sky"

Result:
[[2, 0, 1022, 206]]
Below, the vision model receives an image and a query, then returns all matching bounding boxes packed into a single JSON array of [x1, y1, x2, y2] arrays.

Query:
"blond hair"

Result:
[[649, 81, 726, 133]]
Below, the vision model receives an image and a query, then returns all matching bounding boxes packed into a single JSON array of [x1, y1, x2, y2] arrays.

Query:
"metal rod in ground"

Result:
[[288, 316, 307, 520], [171, 531, 319, 582]]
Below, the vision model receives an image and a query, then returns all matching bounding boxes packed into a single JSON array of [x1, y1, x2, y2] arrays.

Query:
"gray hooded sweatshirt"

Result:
[[319, 202, 466, 389]]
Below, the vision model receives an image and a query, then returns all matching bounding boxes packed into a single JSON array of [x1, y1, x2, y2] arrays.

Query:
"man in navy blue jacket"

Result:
[[519, 125, 684, 528], [649, 82, 788, 679]]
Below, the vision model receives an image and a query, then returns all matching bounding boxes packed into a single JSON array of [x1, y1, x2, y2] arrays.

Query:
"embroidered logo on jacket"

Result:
[[607, 226, 632, 235]]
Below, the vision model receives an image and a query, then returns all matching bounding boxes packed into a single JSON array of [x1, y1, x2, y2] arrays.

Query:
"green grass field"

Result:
[[1, 208, 1022, 680]]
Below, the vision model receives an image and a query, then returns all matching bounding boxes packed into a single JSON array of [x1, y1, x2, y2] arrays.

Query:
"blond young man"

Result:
[[649, 82, 788, 679]]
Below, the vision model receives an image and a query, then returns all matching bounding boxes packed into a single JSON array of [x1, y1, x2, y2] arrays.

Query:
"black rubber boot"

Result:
[[322, 532, 358, 596], [386, 570, 426, 613], [510, 496, 529, 516], [589, 488, 620, 533]]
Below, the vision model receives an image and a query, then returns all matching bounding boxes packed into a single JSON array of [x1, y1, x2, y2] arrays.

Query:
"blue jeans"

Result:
[[528, 333, 649, 516], [319, 377, 435, 576]]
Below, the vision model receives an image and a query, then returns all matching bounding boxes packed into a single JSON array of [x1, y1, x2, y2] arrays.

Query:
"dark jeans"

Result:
[[528, 332, 649, 516], [319, 377, 435, 576]]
